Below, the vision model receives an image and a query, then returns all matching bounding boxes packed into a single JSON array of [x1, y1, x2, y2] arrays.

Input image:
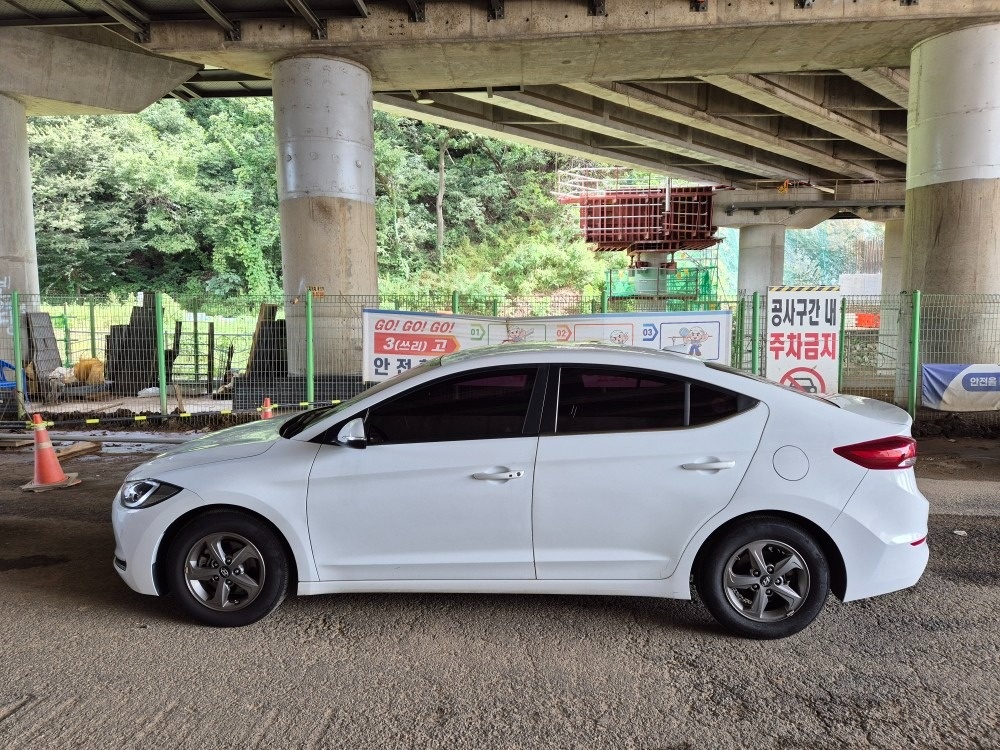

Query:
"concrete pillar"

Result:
[[737, 224, 785, 295], [905, 23, 1000, 363], [272, 57, 378, 376], [0, 93, 39, 366], [878, 218, 904, 373], [880, 219, 904, 299]]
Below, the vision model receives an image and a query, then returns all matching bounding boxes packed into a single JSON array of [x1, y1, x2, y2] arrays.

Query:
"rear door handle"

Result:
[[472, 470, 525, 480], [681, 460, 736, 471]]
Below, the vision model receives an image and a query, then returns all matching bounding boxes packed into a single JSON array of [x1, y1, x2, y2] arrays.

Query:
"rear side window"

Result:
[[365, 367, 538, 444], [555, 366, 755, 434]]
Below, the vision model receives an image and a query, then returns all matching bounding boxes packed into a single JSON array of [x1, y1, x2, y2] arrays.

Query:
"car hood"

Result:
[[126, 417, 293, 480]]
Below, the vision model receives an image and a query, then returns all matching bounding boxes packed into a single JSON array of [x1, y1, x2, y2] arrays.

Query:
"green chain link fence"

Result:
[[2, 289, 999, 428]]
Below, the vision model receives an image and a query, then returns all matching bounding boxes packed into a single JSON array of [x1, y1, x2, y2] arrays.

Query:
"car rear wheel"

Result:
[[697, 519, 829, 639], [166, 510, 289, 627]]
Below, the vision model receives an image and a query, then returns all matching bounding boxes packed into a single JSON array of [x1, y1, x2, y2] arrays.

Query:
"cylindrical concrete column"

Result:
[[880, 219, 905, 299], [905, 23, 1000, 362], [879, 218, 904, 374], [0, 93, 39, 366], [272, 57, 377, 376], [737, 224, 785, 295]]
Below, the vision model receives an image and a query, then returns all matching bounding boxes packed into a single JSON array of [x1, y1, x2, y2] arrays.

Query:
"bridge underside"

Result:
[[2, 1, 1000, 365]]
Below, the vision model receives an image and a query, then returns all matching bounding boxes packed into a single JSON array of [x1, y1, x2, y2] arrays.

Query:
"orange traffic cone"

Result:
[[261, 397, 273, 420], [21, 414, 81, 492]]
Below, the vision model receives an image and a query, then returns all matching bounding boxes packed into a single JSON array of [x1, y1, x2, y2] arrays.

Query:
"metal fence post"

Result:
[[838, 297, 847, 390], [736, 297, 745, 369], [305, 289, 315, 405], [908, 290, 922, 419], [451, 291, 460, 314], [89, 298, 97, 358], [62, 302, 72, 367], [154, 292, 168, 415], [751, 291, 761, 376], [11, 291, 25, 419], [601, 287, 609, 314], [193, 299, 201, 383], [492, 297, 499, 317]]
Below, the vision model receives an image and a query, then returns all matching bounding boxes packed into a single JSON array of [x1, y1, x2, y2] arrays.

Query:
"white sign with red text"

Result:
[[362, 309, 732, 382], [766, 287, 841, 395]]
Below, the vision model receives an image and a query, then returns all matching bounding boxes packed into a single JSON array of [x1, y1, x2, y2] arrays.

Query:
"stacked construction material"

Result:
[[575, 186, 719, 253]]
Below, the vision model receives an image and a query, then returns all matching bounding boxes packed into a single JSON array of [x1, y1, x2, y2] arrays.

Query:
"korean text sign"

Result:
[[766, 287, 841, 394], [362, 309, 733, 382]]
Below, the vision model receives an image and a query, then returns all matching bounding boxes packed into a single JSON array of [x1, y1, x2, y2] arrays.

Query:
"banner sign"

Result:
[[766, 286, 841, 394], [922, 364, 1000, 411], [362, 309, 733, 382]]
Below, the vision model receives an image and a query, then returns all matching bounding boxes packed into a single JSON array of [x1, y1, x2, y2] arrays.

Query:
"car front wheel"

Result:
[[696, 518, 830, 639], [166, 510, 290, 627]]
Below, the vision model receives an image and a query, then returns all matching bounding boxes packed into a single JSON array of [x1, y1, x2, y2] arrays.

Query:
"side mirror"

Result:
[[336, 418, 367, 449]]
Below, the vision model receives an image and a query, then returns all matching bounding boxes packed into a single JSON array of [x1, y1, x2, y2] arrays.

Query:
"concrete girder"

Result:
[[0, 27, 197, 115], [373, 94, 732, 184], [817, 74, 904, 112], [139, 11, 1000, 90], [840, 67, 910, 109], [833, 181, 906, 203], [700, 74, 908, 163], [456, 87, 807, 181], [717, 206, 835, 231], [566, 81, 883, 181], [713, 185, 902, 227]]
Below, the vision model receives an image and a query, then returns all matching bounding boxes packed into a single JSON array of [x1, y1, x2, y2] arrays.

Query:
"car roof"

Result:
[[440, 342, 704, 367]]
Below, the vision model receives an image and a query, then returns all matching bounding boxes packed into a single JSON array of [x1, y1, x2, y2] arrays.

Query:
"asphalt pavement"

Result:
[[0, 449, 998, 749]]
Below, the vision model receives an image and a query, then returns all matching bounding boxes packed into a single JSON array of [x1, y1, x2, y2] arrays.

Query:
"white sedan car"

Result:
[[112, 344, 928, 639]]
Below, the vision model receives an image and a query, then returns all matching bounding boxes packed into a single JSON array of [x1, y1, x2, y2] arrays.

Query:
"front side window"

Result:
[[365, 367, 538, 444], [555, 366, 753, 434]]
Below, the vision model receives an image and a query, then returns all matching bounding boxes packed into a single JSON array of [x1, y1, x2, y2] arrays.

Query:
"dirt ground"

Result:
[[1, 435, 998, 749], [912, 436, 1000, 481]]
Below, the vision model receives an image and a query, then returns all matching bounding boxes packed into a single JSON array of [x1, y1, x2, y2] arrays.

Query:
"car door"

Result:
[[532, 365, 768, 580], [307, 366, 545, 581]]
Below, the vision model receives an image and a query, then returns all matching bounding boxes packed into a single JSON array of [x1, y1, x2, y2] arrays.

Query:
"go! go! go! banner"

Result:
[[362, 309, 733, 382]]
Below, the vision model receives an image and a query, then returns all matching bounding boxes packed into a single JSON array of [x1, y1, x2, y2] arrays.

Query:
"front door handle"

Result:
[[472, 470, 525, 480], [681, 460, 736, 471]]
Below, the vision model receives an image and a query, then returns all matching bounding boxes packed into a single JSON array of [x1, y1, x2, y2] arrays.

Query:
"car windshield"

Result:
[[278, 358, 442, 438]]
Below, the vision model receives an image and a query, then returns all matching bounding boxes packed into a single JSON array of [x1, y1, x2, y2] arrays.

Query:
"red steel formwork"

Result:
[[570, 186, 719, 253]]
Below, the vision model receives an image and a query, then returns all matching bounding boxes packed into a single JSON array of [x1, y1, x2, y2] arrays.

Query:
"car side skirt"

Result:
[[297, 578, 692, 598]]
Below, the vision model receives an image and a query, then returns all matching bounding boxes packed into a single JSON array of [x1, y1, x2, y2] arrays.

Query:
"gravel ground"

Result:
[[0, 441, 998, 749]]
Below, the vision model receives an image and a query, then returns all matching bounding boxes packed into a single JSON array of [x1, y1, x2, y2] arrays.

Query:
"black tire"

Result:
[[165, 510, 290, 627], [696, 518, 829, 640]]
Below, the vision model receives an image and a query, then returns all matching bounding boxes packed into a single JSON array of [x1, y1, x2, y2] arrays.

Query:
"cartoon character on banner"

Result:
[[666, 326, 711, 357], [609, 329, 630, 345], [502, 326, 532, 344]]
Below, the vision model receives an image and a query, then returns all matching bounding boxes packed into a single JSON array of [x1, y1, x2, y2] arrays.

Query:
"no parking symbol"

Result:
[[779, 367, 826, 394]]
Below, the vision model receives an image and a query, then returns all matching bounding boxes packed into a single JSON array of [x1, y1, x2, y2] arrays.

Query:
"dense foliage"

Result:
[[28, 100, 613, 298], [28, 99, 880, 299]]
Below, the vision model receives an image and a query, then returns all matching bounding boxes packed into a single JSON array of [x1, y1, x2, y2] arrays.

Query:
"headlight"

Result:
[[120, 479, 183, 509]]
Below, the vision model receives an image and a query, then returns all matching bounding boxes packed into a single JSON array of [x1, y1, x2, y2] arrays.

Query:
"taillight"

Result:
[[833, 436, 917, 470]]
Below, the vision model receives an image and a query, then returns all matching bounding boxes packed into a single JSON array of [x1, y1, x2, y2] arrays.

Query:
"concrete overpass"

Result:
[[2, 1, 1000, 365]]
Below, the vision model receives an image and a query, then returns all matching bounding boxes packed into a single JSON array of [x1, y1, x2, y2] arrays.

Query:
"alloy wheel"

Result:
[[183, 532, 266, 612]]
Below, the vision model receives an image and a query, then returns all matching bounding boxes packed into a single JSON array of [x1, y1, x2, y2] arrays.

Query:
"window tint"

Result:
[[689, 381, 741, 426], [556, 368, 687, 433], [556, 366, 752, 434], [365, 367, 538, 444]]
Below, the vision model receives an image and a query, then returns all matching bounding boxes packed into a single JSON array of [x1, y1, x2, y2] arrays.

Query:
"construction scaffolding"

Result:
[[557, 168, 721, 306]]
